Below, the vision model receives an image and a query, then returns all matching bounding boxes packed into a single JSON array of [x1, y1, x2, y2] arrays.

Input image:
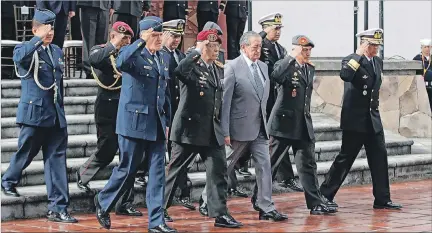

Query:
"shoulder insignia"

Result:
[[214, 60, 224, 68]]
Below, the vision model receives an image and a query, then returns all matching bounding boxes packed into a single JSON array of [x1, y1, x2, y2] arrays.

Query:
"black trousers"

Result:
[[197, 10, 218, 32], [262, 136, 322, 209], [112, 13, 140, 42], [426, 86, 432, 111], [320, 130, 391, 205], [80, 7, 109, 78], [71, 9, 83, 66], [52, 13, 68, 48], [164, 142, 228, 217], [226, 16, 246, 60]]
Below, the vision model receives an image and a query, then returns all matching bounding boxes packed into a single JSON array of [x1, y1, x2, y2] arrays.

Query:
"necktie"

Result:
[[369, 58, 376, 74], [251, 63, 264, 98], [152, 54, 161, 73], [45, 47, 54, 64], [172, 51, 179, 64], [274, 43, 281, 59], [302, 65, 308, 81], [208, 64, 217, 85]]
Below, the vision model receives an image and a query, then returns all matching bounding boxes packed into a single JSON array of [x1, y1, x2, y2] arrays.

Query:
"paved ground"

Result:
[[1, 179, 431, 232]]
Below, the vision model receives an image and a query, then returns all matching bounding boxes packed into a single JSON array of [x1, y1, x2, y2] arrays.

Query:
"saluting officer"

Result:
[[76, 22, 142, 217], [258, 13, 302, 192], [163, 29, 243, 229], [220, 0, 248, 59], [265, 35, 337, 215], [320, 29, 402, 210], [94, 16, 177, 233], [1, 9, 77, 223], [196, 0, 223, 32], [413, 39, 432, 111]]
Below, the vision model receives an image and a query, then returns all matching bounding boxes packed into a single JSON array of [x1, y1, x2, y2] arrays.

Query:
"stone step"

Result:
[[0, 112, 342, 145], [1, 96, 96, 117], [2, 153, 431, 220], [1, 79, 98, 99], [1, 134, 414, 186], [1, 114, 97, 139]]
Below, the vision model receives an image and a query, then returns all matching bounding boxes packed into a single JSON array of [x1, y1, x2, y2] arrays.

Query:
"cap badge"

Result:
[[207, 33, 217, 42], [374, 31, 383, 39], [118, 25, 126, 33], [298, 37, 307, 45]]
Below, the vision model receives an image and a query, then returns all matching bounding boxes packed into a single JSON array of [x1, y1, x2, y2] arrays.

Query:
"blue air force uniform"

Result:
[[94, 16, 173, 231], [1, 9, 77, 223]]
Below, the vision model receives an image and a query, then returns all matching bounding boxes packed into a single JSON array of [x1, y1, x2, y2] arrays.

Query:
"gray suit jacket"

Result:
[[222, 55, 270, 141]]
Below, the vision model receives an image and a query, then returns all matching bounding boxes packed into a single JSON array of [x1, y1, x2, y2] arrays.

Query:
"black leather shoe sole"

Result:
[[373, 204, 402, 210], [47, 216, 78, 223], [1, 185, 20, 197], [115, 211, 143, 216], [214, 222, 242, 228], [182, 203, 196, 211], [310, 209, 336, 215]]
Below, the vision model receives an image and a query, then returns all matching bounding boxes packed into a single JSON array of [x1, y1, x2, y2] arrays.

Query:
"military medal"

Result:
[[292, 89, 297, 97], [363, 90, 367, 95], [294, 72, 298, 76], [200, 91, 204, 96]]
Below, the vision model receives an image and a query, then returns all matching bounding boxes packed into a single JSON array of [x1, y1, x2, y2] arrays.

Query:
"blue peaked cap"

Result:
[[139, 16, 163, 32], [33, 8, 56, 27]]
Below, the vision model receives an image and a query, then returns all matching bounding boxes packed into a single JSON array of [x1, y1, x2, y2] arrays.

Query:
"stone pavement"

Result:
[[1, 179, 431, 232]]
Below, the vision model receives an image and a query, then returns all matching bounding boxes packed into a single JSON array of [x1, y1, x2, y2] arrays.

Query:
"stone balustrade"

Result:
[[310, 59, 431, 137]]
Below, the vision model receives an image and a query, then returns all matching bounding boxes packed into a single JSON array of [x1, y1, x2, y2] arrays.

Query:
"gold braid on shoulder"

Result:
[[91, 54, 122, 90]]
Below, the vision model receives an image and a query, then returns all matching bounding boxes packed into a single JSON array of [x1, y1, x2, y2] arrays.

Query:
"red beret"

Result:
[[197, 29, 222, 43], [112, 21, 134, 37]]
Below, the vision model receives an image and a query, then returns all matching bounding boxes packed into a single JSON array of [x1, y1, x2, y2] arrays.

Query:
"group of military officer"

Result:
[[2, 3, 407, 232]]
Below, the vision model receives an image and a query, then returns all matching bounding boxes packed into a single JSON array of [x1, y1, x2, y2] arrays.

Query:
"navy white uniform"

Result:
[[1, 9, 77, 223], [94, 16, 174, 232], [413, 39, 432, 111]]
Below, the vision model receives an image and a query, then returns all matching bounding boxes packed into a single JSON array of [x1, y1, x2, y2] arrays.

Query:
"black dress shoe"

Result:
[[135, 176, 147, 187], [251, 196, 260, 211], [47, 210, 78, 223], [115, 206, 143, 216], [373, 201, 402, 210], [1, 184, 20, 197], [214, 214, 243, 228], [310, 204, 337, 215], [280, 178, 304, 192], [179, 197, 196, 210], [76, 171, 92, 193], [94, 194, 111, 229], [198, 196, 209, 216], [149, 223, 177, 233], [322, 196, 339, 208], [236, 167, 252, 177], [164, 209, 173, 222], [259, 210, 288, 221], [228, 188, 248, 198]]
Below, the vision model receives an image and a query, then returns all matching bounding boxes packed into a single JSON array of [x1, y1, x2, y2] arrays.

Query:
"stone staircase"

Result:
[[1, 79, 432, 221]]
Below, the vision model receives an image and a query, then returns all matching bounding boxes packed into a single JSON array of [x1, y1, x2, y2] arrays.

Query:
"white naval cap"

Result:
[[356, 28, 384, 45], [162, 19, 186, 36], [420, 38, 431, 46], [258, 12, 283, 27]]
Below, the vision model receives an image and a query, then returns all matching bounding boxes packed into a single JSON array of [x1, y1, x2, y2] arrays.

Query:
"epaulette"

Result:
[[214, 60, 224, 68]]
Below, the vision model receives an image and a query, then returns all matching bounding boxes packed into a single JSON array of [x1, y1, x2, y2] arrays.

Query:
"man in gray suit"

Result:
[[221, 31, 287, 221]]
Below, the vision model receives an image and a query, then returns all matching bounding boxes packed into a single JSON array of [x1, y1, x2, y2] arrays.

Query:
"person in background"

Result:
[[111, 0, 148, 41], [220, 0, 248, 60], [196, 0, 222, 32], [413, 39, 432, 111], [77, 0, 110, 79], [36, 0, 76, 48]]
